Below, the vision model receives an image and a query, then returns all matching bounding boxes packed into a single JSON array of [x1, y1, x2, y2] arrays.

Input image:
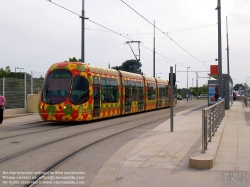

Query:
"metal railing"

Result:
[[241, 96, 250, 108], [202, 100, 225, 153], [0, 71, 44, 109]]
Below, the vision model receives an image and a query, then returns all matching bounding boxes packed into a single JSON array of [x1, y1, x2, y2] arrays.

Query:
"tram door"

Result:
[[125, 80, 131, 113], [138, 82, 144, 111], [93, 76, 100, 117]]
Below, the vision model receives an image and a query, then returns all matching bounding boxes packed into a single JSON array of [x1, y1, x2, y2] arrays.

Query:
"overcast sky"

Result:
[[1, 0, 250, 88]]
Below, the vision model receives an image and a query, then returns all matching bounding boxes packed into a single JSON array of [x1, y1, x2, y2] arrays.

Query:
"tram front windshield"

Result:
[[43, 70, 72, 104]]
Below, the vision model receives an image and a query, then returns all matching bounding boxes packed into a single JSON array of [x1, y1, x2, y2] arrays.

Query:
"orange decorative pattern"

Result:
[[39, 62, 177, 122]]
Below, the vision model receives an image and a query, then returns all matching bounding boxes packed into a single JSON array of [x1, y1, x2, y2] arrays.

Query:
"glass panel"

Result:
[[101, 77, 118, 103], [132, 81, 138, 101], [125, 80, 131, 103], [148, 83, 156, 100], [70, 75, 89, 104], [43, 70, 72, 104]]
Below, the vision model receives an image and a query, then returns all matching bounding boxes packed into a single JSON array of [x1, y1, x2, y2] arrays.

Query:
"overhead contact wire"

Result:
[[120, 0, 209, 70], [47, 0, 185, 68]]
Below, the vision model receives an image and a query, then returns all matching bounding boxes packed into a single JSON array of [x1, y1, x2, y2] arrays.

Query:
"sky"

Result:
[[1, 0, 250, 88]]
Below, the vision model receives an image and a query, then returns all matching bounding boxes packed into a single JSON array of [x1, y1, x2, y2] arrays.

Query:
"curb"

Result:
[[3, 113, 35, 119], [189, 115, 226, 169]]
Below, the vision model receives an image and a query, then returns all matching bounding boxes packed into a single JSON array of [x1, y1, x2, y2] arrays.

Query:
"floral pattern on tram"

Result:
[[39, 62, 94, 121], [39, 62, 176, 122], [119, 71, 144, 114], [88, 66, 120, 119], [144, 76, 157, 111]]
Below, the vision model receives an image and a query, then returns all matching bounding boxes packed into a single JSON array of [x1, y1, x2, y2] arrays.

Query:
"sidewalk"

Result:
[[2, 113, 42, 126], [91, 101, 250, 187]]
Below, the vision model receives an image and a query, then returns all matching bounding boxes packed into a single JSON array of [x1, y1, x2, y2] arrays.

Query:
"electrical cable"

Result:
[[47, 0, 80, 17], [86, 23, 217, 35], [46, 0, 189, 68], [120, 0, 209, 70]]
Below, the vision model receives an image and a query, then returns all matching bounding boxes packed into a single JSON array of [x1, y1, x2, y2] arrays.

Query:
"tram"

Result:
[[38, 62, 177, 122]]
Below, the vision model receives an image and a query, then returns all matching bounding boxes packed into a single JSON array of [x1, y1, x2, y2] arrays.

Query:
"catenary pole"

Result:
[[217, 0, 223, 97], [226, 16, 230, 75], [153, 20, 155, 77], [170, 66, 174, 132], [81, 0, 85, 62]]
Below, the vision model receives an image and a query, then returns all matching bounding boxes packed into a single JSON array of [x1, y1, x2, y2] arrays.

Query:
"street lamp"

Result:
[[187, 66, 190, 93], [16, 67, 24, 79], [156, 72, 161, 78]]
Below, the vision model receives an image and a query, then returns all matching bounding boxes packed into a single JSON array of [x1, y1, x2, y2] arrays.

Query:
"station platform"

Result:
[[91, 101, 250, 187], [1, 101, 250, 186]]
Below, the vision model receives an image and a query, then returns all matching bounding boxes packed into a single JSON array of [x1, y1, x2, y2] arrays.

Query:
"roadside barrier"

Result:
[[202, 100, 225, 153]]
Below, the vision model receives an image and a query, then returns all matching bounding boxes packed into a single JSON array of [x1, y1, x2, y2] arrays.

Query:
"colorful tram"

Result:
[[38, 62, 177, 122]]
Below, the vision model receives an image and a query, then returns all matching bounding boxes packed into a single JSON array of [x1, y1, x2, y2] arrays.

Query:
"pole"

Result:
[[81, 0, 85, 62], [226, 16, 230, 75], [31, 71, 33, 94], [175, 64, 177, 82], [217, 0, 223, 98], [246, 77, 247, 96], [170, 66, 174, 132], [24, 73, 26, 108], [153, 20, 155, 77], [3, 77, 5, 98], [196, 72, 198, 99], [187, 67, 189, 94]]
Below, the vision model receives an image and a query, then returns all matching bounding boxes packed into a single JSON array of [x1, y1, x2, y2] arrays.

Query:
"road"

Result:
[[0, 100, 207, 187]]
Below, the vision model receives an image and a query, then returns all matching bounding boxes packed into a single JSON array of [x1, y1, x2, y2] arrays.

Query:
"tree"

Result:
[[0, 66, 11, 77], [199, 84, 208, 94], [177, 83, 208, 97], [111, 59, 143, 74], [234, 83, 244, 91], [111, 65, 123, 71], [65, 57, 82, 62]]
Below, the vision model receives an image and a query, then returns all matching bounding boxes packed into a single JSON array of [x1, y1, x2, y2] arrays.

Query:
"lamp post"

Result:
[[175, 64, 177, 82], [187, 67, 190, 93], [16, 67, 24, 79], [156, 72, 161, 78]]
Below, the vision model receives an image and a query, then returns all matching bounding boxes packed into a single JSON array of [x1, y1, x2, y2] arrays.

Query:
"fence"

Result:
[[202, 100, 225, 153], [241, 96, 250, 108], [0, 71, 45, 109]]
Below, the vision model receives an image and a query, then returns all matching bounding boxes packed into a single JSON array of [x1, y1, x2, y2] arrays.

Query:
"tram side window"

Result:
[[138, 81, 144, 101], [109, 79, 118, 102], [101, 78, 109, 102], [125, 80, 131, 103], [148, 83, 156, 100], [166, 85, 169, 99], [93, 76, 100, 99], [158, 85, 163, 99], [101, 77, 118, 103], [132, 81, 138, 101], [158, 84, 167, 100], [70, 75, 89, 105]]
